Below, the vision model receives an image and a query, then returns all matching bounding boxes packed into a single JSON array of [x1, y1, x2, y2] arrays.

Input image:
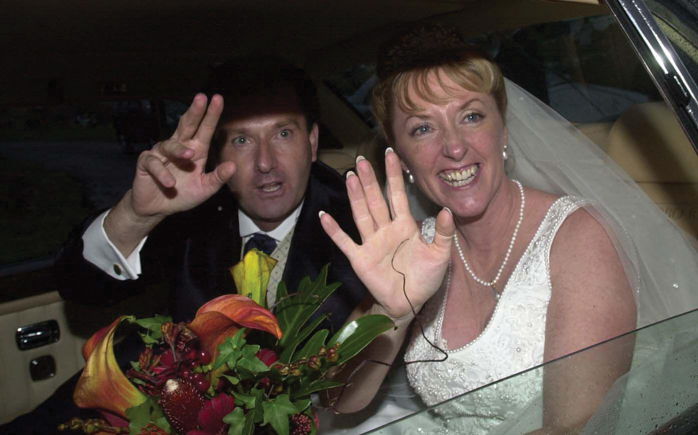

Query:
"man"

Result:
[[56, 58, 366, 328], [2, 59, 366, 434]]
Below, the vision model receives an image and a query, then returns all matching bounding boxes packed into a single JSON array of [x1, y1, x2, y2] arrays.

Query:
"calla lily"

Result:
[[189, 294, 283, 359], [74, 315, 147, 418], [230, 248, 277, 308]]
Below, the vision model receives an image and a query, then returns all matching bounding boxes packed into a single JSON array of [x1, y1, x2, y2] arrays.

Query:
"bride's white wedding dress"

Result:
[[403, 196, 588, 435]]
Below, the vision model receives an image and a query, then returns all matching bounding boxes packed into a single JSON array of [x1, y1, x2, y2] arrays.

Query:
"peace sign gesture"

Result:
[[320, 148, 455, 320], [105, 94, 236, 255]]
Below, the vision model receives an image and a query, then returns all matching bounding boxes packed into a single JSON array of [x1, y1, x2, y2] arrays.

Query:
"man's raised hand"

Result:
[[105, 94, 236, 256], [129, 94, 235, 219]]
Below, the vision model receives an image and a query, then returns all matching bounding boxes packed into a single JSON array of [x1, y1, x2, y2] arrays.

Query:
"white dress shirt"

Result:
[[81, 201, 304, 286]]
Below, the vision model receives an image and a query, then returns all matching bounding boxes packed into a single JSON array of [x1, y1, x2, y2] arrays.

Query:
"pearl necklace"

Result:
[[453, 179, 525, 300]]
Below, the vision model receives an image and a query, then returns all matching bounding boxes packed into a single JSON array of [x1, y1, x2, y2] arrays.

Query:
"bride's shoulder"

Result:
[[544, 195, 637, 359], [525, 186, 622, 276], [547, 198, 635, 307]]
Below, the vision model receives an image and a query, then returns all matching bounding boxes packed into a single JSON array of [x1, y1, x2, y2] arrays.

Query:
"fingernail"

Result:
[[443, 206, 453, 217], [318, 211, 326, 218], [345, 170, 356, 179], [385, 147, 394, 155], [356, 155, 366, 164]]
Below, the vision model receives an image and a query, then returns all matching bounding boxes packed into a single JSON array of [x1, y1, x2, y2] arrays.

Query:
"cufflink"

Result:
[[113, 264, 122, 276]]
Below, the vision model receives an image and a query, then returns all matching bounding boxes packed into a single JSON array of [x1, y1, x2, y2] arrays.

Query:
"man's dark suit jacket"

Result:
[[56, 161, 367, 331], [2, 162, 366, 433]]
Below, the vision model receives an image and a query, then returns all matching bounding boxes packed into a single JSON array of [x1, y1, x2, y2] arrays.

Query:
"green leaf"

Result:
[[262, 394, 298, 435], [138, 332, 159, 345], [279, 314, 327, 364], [214, 349, 242, 371], [327, 314, 395, 365], [222, 374, 240, 385], [130, 377, 147, 386], [236, 345, 270, 374], [292, 379, 344, 399], [134, 315, 172, 341], [242, 409, 256, 435], [224, 407, 248, 435], [126, 397, 169, 435], [214, 329, 248, 370], [231, 391, 256, 408], [130, 361, 140, 371], [293, 398, 312, 413], [276, 265, 340, 349], [153, 416, 171, 433], [232, 388, 265, 423], [293, 329, 329, 362], [126, 400, 152, 435]]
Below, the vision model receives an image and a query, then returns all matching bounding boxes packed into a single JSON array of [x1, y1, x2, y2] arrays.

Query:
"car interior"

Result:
[[2, 0, 698, 430]]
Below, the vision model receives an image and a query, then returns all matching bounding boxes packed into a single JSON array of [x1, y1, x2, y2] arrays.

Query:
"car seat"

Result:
[[605, 101, 698, 238]]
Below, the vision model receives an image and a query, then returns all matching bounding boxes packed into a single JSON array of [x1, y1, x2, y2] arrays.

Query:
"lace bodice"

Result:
[[404, 196, 589, 435]]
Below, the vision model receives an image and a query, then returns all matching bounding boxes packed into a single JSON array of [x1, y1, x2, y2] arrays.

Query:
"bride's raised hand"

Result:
[[130, 93, 236, 219], [320, 148, 455, 320]]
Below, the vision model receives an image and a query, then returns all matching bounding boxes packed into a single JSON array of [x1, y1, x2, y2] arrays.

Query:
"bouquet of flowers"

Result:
[[61, 250, 393, 435]]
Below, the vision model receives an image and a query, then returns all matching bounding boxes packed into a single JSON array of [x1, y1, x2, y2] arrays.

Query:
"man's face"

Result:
[[218, 90, 318, 231]]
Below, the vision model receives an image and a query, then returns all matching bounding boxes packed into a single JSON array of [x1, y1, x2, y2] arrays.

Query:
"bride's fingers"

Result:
[[356, 156, 391, 228], [346, 170, 375, 240], [432, 207, 456, 253], [385, 148, 411, 219], [319, 210, 360, 261]]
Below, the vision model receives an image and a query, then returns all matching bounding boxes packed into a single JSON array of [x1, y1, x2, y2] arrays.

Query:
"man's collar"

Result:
[[238, 200, 305, 242]]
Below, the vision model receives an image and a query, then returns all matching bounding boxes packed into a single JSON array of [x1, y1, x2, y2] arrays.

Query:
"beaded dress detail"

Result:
[[404, 196, 589, 435]]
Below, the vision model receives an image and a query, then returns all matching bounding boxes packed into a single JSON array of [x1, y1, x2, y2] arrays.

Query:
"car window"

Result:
[[370, 305, 698, 434], [0, 99, 188, 299], [326, 14, 663, 128]]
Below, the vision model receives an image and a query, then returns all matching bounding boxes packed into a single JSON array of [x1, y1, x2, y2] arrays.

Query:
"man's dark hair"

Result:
[[204, 55, 319, 129]]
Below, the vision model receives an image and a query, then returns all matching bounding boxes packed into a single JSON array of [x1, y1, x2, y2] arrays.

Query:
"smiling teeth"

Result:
[[261, 183, 281, 193], [440, 165, 479, 186]]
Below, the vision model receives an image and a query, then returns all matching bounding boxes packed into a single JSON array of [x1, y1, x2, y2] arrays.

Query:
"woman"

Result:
[[319, 26, 698, 434]]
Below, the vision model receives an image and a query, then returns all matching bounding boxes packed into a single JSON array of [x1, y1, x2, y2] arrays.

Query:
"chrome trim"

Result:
[[16, 320, 60, 350], [606, 0, 698, 153]]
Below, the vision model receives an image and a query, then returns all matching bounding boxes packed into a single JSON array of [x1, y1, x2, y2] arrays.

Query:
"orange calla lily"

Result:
[[230, 248, 278, 307], [189, 294, 283, 359], [74, 315, 147, 418]]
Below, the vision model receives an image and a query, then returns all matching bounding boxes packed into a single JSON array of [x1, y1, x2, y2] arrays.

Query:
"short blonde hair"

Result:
[[372, 43, 507, 144]]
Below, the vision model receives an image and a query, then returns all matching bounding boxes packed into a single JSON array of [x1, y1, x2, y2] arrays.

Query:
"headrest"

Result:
[[317, 149, 356, 175], [606, 101, 698, 183]]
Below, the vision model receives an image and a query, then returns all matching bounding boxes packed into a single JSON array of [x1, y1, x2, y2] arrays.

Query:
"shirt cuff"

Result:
[[81, 209, 148, 280]]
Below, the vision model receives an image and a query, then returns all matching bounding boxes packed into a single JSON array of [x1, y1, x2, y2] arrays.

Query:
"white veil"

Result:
[[503, 78, 698, 327]]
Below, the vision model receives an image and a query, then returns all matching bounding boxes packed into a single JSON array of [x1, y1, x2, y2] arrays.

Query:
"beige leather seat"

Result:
[[576, 121, 614, 151], [605, 101, 698, 237], [317, 149, 357, 176]]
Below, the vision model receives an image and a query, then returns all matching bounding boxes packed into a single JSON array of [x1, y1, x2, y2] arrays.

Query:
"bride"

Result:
[[319, 25, 698, 434]]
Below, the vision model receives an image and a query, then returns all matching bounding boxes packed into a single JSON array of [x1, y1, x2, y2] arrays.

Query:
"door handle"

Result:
[[16, 320, 60, 350]]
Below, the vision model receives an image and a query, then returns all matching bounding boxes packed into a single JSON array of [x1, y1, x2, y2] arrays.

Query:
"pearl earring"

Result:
[[503, 144, 508, 161], [405, 169, 415, 184]]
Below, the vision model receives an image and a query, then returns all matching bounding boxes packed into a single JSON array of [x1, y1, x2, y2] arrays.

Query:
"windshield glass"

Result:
[[368, 306, 698, 434]]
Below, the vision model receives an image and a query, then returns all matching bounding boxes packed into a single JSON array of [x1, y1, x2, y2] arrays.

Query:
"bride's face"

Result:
[[391, 72, 508, 219]]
